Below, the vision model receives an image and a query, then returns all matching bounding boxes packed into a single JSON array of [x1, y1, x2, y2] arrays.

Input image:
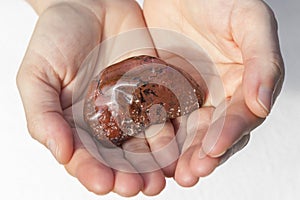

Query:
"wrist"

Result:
[[26, 0, 104, 18]]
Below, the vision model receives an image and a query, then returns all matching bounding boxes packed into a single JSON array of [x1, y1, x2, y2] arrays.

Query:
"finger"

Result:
[[64, 129, 114, 195], [122, 136, 166, 196], [188, 108, 220, 177], [146, 121, 179, 177], [174, 108, 218, 182], [17, 65, 73, 164], [175, 107, 218, 186], [201, 87, 263, 158], [65, 148, 114, 195], [232, 1, 284, 117], [174, 145, 199, 187], [96, 143, 143, 197], [190, 149, 220, 178], [100, 0, 157, 62], [171, 115, 188, 152]]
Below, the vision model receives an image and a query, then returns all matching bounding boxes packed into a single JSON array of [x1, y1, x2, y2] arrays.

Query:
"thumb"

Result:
[[243, 54, 284, 118], [17, 60, 73, 164], [233, 2, 284, 118]]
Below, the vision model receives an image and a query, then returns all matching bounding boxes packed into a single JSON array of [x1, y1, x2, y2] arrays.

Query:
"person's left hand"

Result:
[[143, 0, 284, 187]]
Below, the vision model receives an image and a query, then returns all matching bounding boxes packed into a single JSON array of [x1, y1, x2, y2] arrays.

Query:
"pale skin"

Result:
[[143, 0, 285, 186], [17, 0, 284, 197]]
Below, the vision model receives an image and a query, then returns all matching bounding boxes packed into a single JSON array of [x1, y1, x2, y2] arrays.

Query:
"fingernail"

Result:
[[47, 139, 58, 159], [258, 86, 273, 114]]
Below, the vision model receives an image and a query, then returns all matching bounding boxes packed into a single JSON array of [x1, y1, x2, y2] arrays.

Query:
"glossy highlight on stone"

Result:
[[84, 55, 205, 147]]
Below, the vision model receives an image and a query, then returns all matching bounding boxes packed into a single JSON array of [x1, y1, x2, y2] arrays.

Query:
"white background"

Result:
[[0, 0, 299, 199]]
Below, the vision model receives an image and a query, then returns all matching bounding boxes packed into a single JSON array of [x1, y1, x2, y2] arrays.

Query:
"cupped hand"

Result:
[[17, 0, 167, 196], [143, 0, 284, 186]]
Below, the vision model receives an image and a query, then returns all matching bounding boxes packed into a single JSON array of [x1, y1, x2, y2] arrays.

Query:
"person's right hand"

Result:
[[17, 0, 166, 196]]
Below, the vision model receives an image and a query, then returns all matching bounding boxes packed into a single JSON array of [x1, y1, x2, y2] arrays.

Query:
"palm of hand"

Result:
[[144, 0, 249, 99]]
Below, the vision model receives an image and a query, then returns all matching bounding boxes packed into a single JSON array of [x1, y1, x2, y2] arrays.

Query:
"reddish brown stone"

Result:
[[84, 55, 205, 147]]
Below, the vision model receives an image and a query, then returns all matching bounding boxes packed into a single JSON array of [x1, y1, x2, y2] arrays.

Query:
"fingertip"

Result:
[[200, 121, 228, 158], [26, 110, 75, 164], [244, 85, 270, 118], [250, 80, 281, 118], [65, 148, 114, 195], [174, 169, 199, 188], [174, 147, 199, 188], [242, 74, 268, 118], [58, 137, 74, 165], [243, 58, 283, 118], [114, 172, 143, 197], [141, 171, 166, 196], [121, 136, 166, 196], [57, 142, 74, 164], [76, 161, 114, 195], [46, 119, 74, 164], [201, 113, 248, 158], [191, 150, 219, 177]]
